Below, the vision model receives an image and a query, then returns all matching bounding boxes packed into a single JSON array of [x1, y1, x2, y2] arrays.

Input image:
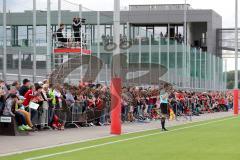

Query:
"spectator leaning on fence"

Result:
[[22, 84, 40, 125], [40, 84, 51, 126], [53, 84, 64, 109], [65, 87, 75, 106], [22, 85, 35, 108]]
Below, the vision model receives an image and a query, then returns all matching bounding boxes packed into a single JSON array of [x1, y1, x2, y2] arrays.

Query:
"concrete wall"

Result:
[[0, 10, 218, 26], [207, 10, 222, 55]]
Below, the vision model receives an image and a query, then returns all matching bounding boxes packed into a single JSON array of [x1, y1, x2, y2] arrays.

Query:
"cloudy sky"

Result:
[[1, 0, 239, 71]]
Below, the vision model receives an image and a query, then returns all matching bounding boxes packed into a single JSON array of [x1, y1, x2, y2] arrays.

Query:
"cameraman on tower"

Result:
[[72, 17, 86, 47]]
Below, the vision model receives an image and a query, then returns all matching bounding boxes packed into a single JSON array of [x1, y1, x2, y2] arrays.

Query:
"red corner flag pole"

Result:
[[110, 78, 122, 135], [234, 0, 239, 116], [233, 89, 239, 115], [110, 0, 122, 135]]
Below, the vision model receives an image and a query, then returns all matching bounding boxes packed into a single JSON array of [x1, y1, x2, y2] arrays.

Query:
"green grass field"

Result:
[[1, 116, 240, 160]]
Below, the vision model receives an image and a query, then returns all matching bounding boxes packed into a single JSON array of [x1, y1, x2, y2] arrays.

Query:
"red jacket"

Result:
[[23, 90, 34, 107]]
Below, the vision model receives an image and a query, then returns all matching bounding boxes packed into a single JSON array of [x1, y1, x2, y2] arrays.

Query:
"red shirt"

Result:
[[96, 98, 103, 110], [88, 99, 95, 108], [176, 93, 184, 101], [148, 97, 154, 105], [219, 98, 225, 105], [23, 90, 34, 107]]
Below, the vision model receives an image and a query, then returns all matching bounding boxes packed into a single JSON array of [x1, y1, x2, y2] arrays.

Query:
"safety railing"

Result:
[[53, 31, 89, 48]]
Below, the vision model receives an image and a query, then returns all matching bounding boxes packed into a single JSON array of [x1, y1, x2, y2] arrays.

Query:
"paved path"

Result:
[[0, 112, 232, 156]]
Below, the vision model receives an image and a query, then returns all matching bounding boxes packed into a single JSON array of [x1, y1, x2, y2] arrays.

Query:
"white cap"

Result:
[[38, 81, 43, 86]]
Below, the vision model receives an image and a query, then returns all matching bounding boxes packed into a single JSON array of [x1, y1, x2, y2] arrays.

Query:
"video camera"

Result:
[[81, 18, 86, 24]]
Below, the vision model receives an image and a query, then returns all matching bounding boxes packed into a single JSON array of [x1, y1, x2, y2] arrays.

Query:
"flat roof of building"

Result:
[[0, 4, 222, 26]]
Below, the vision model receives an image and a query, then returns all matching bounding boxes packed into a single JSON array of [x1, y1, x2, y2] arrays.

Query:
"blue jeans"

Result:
[[100, 108, 106, 124], [227, 103, 233, 109], [121, 105, 128, 121], [147, 105, 153, 114], [15, 111, 27, 126], [48, 108, 54, 124], [137, 105, 143, 116]]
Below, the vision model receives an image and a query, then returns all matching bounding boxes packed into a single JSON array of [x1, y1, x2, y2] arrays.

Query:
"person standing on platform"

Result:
[[57, 24, 67, 43], [72, 17, 81, 46], [56, 24, 71, 48]]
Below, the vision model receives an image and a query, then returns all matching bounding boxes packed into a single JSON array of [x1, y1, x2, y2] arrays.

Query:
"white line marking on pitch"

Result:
[[0, 114, 230, 157], [24, 116, 237, 160]]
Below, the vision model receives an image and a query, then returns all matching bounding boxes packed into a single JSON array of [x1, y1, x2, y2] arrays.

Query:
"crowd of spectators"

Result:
[[100, 32, 185, 46], [0, 79, 111, 131], [0, 78, 233, 132], [121, 86, 233, 122]]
